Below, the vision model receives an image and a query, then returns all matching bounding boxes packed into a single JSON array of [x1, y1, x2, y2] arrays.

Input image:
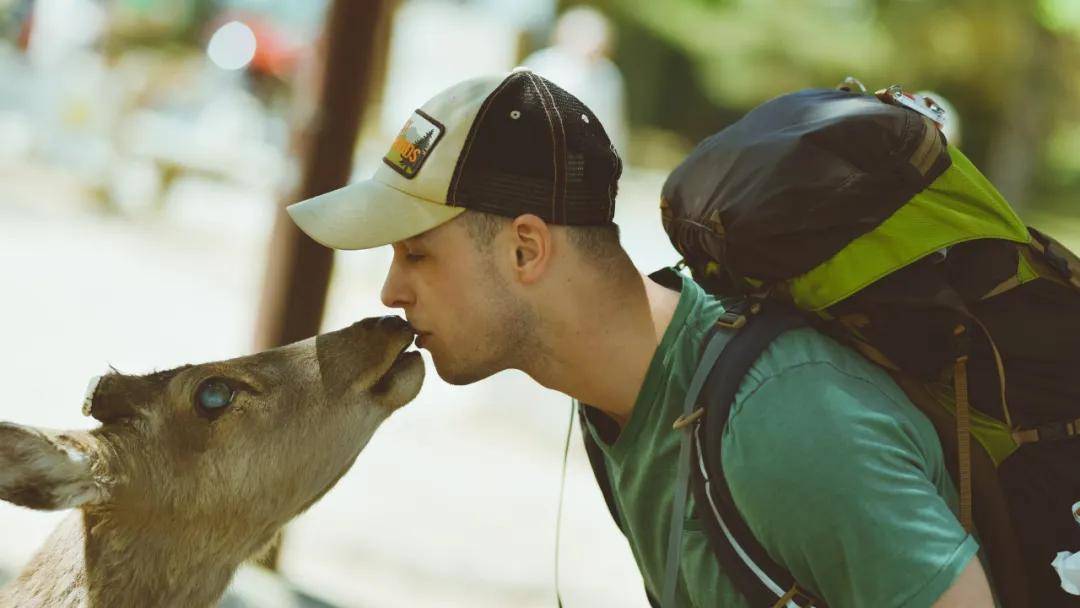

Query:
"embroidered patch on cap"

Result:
[[383, 110, 445, 179]]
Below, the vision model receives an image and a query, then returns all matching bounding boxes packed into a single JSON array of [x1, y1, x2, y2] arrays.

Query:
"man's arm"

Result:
[[932, 558, 995, 607]]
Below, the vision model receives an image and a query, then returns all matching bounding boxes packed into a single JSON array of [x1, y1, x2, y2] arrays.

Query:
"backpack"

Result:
[[583, 85, 1080, 607]]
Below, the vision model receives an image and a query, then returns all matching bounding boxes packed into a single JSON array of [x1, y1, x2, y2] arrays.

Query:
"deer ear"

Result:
[[84, 373, 139, 423], [0, 423, 104, 510]]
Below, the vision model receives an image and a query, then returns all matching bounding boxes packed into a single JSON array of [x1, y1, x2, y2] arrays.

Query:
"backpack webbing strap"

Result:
[[661, 324, 740, 607], [1012, 417, 1080, 444], [691, 305, 827, 608], [889, 373, 1031, 608], [1030, 227, 1080, 290], [954, 352, 974, 533]]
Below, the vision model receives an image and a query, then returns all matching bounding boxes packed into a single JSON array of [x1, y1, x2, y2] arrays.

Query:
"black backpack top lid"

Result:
[[661, 88, 952, 287]]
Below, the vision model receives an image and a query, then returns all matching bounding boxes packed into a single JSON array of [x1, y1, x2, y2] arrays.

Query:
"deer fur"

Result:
[[0, 316, 423, 607]]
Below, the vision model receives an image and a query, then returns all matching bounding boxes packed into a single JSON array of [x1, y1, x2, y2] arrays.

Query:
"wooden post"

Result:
[[255, 0, 392, 352], [253, 0, 394, 570]]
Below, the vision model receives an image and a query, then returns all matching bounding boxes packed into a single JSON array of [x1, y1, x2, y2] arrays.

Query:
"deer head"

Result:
[[0, 315, 422, 562]]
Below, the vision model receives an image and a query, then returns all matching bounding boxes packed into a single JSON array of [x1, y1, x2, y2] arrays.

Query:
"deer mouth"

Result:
[[369, 341, 424, 404]]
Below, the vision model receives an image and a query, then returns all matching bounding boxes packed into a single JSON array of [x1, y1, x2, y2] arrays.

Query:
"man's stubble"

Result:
[[435, 254, 548, 386]]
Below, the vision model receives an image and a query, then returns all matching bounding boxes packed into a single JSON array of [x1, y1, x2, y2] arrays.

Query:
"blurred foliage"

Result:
[[569, 0, 1080, 214], [35, 0, 1080, 215], [103, 0, 221, 56]]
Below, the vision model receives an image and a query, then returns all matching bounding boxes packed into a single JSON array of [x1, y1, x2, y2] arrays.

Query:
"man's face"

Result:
[[380, 218, 535, 385]]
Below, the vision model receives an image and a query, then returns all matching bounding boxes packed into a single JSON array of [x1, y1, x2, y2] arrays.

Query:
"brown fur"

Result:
[[0, 317, 423, 608]]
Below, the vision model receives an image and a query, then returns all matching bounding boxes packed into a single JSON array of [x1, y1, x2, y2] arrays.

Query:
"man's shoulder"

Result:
[[735, 324, 907, 412], [719, 323, 944, 476], [722, 323, 941, 459]]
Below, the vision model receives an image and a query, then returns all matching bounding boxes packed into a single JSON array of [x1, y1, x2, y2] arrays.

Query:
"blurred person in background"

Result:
[[286, 69, 995, 608], [522, 5, 628, 156]]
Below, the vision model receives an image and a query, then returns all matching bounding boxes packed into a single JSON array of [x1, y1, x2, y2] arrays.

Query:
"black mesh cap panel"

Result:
[[448, 70, 621, 226]]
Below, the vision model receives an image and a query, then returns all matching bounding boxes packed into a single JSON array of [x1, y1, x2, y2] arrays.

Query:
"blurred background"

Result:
[[2, 0, 1080, 606]]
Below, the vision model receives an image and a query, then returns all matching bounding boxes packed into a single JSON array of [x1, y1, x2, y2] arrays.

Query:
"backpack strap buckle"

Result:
[[672, 406, 705, 431], [716, 300, 762, 330], [875, 85, 947, 128], [716, 312, 748, 330], [772, 583, 821, 608], [1012, 417, 1080, 444]]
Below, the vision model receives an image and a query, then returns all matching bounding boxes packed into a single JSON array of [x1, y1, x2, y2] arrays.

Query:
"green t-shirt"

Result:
[[583, 274, 991, 608]]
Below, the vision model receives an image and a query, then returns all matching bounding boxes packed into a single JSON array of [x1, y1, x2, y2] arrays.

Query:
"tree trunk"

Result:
[[255, 0, 393, 352], [252, 0, 395, 571]]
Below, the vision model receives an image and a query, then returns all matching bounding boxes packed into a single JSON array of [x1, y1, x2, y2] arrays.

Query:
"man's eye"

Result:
[[405, 253, 425, 262]]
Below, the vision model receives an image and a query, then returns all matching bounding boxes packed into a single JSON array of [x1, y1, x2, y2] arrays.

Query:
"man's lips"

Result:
[[414, 332, 431, 349], [404, 320, 430, 348]]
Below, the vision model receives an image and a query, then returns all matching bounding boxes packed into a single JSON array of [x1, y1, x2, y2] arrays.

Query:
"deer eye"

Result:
[[195, 379, 235, 418]]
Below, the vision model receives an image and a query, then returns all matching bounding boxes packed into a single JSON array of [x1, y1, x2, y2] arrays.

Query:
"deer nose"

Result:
[[377, 316, 410, 331], [355, 315, 411, 333]]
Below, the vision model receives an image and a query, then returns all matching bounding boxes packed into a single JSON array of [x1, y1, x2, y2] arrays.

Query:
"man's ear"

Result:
[[510, 214, 551, 284], [0, 423, 104, 510]]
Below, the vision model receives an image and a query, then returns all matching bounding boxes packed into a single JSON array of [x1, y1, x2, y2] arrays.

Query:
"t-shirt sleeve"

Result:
[[721, 361, 980, 608]]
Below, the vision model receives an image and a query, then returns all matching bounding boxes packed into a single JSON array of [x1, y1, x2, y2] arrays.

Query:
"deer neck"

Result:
[[5, 509, 263, 608]]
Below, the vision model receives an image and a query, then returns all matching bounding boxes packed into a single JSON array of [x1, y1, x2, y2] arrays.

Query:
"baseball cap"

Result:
[[287, 68, 622, 250]]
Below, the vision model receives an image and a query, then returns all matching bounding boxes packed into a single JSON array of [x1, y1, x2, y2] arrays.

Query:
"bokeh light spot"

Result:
[[207, 21, 257, 71]]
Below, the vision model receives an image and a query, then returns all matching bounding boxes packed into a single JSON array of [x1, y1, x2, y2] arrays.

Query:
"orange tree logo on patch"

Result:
[[383, 110, 445, 179]]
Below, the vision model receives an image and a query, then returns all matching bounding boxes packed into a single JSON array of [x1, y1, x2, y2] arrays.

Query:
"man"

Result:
[[287, 69, 996, 607]]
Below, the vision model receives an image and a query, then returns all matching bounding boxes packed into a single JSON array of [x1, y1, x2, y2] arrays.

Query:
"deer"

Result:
[[0, 315, 423, 608]]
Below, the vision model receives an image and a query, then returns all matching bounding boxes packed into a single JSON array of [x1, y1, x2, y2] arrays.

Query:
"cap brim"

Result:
[[286, 179, 465, 250]]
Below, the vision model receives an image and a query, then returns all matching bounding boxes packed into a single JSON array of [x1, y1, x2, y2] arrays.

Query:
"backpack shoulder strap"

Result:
[[689, 304, 828, 608]]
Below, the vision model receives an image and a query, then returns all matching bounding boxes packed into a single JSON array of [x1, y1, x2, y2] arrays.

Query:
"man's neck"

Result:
[[525, 270, 682, 427]]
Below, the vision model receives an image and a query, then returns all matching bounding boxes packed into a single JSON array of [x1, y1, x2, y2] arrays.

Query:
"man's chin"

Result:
[[431, 356, 497, 386]]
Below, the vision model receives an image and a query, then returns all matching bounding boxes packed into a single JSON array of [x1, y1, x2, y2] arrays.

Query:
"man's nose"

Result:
[[380, 264, 413, 309]]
